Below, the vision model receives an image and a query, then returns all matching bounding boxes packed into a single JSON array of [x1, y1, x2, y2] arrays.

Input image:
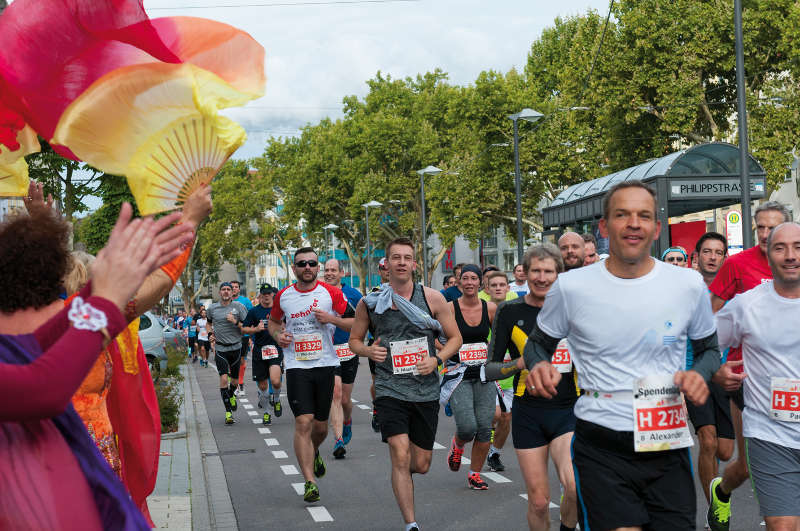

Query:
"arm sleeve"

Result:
[[715, 298, 743, 352], [488, 305, 510, 363], [523, 325, 561, 370], [689, 332, 722, 382], [708, 260, 737, 301], [1, 296, 126, 421], [479, 359, 523, 382], [33, 282, 93, 350]]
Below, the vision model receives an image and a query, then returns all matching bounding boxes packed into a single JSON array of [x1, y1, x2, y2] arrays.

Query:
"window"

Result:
[[483, 229, 497, 249], [484, 253, 498, 267], [139, 314, 152, 331], [503, 251, 515, 271]]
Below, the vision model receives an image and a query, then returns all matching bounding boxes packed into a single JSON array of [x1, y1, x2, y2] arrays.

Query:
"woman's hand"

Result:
[[22, 181, 54, 214]]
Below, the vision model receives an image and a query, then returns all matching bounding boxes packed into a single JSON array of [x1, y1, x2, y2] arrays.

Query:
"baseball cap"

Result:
[[378, 257, 387, 270], [219, 281, 233, 289], [259, 283, 278, 294]]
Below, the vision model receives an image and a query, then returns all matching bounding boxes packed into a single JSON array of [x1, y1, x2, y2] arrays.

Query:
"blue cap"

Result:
[[219, 281, 233, 289]]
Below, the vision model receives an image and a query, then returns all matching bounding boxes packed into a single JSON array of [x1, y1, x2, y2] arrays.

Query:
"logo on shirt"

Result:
[[290, 298, 320, 319], [663, 335, 677, 345], [664, 321, 673, 330]]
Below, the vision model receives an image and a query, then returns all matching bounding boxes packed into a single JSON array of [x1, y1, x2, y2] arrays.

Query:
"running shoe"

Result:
[[447, 436, 463, 472], [371, 408, 380, 433], [274, 400, 282, 417], [262, 412, 271, 425], [707, 477, 731, 531], [333, 438, 346, 459], [486, 453, 505, 472], [313, 450, 326, 478], [303, 481, 320, 503], [192, 356, 198, 364], [468, 472, 489, 490], [239, 384, 246, 395], [225, 412, 234, 425], [342, 420, 352, 445], [229, 394, 237, 412]]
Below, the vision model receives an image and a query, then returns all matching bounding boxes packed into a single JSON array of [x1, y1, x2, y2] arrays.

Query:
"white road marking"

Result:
[[240, 398, 249, 403], [243, 404, 254, 410], [258, 427, 271, 434], [432, 442, 445, 450], [351, 398, 359, 403], [251, 418, 262, 424], [291, 483, 305, 495], [307, 507, 333, 522], [281, 465, 299, 475], [272, 450, 288, 459], [247, 410, 258, 417], [264, 438, 279, 446], [357, 404, 371, 410], [482, 472, 511, 483], [461, 457, 471, 465], [519, 495, 559, 509]]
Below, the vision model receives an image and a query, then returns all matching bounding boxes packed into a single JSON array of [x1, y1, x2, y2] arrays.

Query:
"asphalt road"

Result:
[[195, 359, 764, 530]]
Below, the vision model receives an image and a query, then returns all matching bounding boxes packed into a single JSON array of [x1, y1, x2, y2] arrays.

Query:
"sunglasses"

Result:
[[665, 256, 686, 263], [295, 260, 318, 268]]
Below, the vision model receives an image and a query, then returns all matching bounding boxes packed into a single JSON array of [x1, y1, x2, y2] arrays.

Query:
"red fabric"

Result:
[[709, 245, 773, 370], [106, 338, 160, 527]]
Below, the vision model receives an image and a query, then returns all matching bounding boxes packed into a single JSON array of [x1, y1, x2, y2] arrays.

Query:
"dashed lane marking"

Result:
[[272, 450, 288, 458], [258, 427, 271, 434], [264, 438, 279, 446], [281, 465, 299, 475], [462, 457, 471, 465], [432, 442, 445, 450], [251, 418, 262, 424], [240, 398, 249, 403], [357, 404, 371, 410], [482, 472, 511, 483], [247, 410, 258, 417], [307, 507, 334, 522], [518, 494, 559, 509], [291, 483, 305, 495], [351, 398, 359, 403], [243, 404, 254, 410]]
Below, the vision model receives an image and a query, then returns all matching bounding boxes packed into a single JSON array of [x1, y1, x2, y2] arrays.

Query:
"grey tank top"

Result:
[[368, 284, 439, 402]]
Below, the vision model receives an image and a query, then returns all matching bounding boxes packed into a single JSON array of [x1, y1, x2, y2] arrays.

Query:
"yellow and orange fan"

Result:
[[0, 125, 39, 197]]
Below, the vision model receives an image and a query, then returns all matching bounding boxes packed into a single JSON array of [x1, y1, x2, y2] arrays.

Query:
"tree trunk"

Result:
[[340, 239, 367, 293]]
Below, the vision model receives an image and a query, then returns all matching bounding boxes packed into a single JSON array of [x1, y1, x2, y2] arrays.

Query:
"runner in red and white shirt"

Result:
[[267, 247, 349, 504], [706, 202, 791, 530]]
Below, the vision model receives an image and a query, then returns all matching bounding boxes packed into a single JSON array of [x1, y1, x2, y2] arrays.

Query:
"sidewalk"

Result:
[[147, 362, 237, 530]]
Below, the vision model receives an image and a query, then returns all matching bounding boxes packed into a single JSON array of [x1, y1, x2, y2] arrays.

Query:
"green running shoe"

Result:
[[303, 481, 320, 503], [313, 449, 326, 478], [262, 412, 271, 425], [229, 394, 237, 412], [274, 400, 282, 417], [225, 412, 234, 425], [707, 477, 731, 531]]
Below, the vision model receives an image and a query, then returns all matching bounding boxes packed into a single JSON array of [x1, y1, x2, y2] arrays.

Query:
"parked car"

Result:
[[160, 316, 187, 350], [139, 311, 168, 380]]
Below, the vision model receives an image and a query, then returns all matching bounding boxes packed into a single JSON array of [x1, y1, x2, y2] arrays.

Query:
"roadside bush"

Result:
[[157, 377, 183, 433], [164, 345, 186, 381]]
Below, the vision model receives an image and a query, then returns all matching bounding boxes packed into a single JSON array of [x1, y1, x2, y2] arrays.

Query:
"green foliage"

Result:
[[75, 174, 137, 255], [158, 346, 185, 434]]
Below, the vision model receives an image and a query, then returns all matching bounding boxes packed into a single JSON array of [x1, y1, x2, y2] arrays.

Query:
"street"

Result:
[[195, 359, 764, 530]]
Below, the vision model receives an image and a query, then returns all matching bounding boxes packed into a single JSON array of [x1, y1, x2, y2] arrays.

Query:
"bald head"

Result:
[[323, 258, 344, 287], [558, 231, 585, 271], [767, 222, 800, 288]]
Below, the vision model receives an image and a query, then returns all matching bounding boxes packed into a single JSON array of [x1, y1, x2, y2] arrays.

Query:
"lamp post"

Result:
[[323, 223, 339, 259], [734, 0, 753, 248], [362, 200, 382, 291], [508, 108, 543, 264], [416, 165, 442, 286]]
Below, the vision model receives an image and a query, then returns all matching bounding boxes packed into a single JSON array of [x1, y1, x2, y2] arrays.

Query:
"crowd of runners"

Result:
[[181, 180, 800, 531]]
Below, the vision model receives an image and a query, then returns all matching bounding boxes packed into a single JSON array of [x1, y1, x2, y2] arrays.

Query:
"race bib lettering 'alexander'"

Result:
[[294, 332, 323, 361], [390, 336, 429, 375], [335, 344, 356, 362], [261, 345, 279, 360], [458, 342, 488, 366], [552, 339, 572, 374], [633, 373, 693, 452], [771, 377, 800, 422]]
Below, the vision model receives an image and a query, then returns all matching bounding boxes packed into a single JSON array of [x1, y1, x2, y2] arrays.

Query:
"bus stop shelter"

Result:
[[541, 142, 767, 257]]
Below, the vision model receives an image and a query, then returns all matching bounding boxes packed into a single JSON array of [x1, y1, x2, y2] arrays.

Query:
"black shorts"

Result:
[[188, 337, 197, 349], [512, 398, 576, 449], [286, 367, 336, 421], [572, 419, 696, 531], [251, 349, 283, 382], [374, 396, 439, 451], [215, 349, 242, 378], [368, 358, 376, 375], [686, 381, 735, 439], [334, 356, 359, 385], [729, 386, 744, 411], [197, 339, 210, 351], [240, 336, 250, 360]]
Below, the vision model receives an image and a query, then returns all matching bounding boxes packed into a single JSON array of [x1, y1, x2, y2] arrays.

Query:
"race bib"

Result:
[[552, 339, 572, 374], [294, 332, 323, 361], [261, 345, 279, 360], [633, 373, 693, 452], [335, 344, 356, 362], [459, 342, 488, 366], [770, 377, 800, 422], [389, 337, 429, 375]]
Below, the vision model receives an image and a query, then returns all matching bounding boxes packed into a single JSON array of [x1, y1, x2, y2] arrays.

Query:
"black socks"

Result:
[[220, 388, 232, 412], [716, 483, 731, 503]]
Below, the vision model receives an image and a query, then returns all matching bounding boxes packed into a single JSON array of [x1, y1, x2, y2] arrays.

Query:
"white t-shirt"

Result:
[[270, 281, 347, 370], [716, 282, 800, 449], [512, 280, 530, 295], [537, 260, 716, 432], [196, 318, 208, 341]]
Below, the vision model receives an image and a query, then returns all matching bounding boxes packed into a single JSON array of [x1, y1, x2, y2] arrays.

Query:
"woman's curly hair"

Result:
[[0, 208, 70, 312]]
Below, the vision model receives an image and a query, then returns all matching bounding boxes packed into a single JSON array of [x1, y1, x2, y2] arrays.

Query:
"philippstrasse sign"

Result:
[[668, 177, 766, 199]]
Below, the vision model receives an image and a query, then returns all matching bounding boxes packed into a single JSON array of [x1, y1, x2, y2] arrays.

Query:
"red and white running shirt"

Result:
[[271, 281, 347, 369]]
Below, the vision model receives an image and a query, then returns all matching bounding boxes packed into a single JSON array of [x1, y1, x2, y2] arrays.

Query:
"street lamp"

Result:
[[508, 108, 543, 264], [323, 223, 339, 259], [734, 0, 753, 248], [416, 165, 442, 286], [363, 200, 382, 291]]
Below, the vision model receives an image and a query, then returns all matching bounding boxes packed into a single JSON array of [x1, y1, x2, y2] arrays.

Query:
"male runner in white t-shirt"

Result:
[[715, 222, 800, 531], [268, 247, 348, 504], [525, 181, 721, 531]]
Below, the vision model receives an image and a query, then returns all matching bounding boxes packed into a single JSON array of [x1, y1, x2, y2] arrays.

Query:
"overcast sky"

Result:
[[144, 0, 609, 159]]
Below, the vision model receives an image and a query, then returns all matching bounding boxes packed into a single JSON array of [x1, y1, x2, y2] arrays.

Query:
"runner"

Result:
[[349, 237, 462, 531], [489, 244, 579, 531], [182, 308, 198, 363], [662, 246, 688, 266], [440, 264, 497, 490], [230, 280, 254, 396], [196, 307, 210, 367], [715, 222, 800, 531], [242, 284, 283, 425], [479, 265, 517, 302], [557, 231, 585, 271], [511, 263, 530, 296], [207, 282, 249, 425], [267, 247, 348, 503], [526, 181, 720, 530], [706, 201, 792, 531], [369, 257, 393, 431], [442, 262, 465, 301], [582, 233, 599, 265], [323, 258, 361, 459]]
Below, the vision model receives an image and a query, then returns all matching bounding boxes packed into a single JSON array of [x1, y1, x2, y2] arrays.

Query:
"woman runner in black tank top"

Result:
[[440, 264, 497, 490]]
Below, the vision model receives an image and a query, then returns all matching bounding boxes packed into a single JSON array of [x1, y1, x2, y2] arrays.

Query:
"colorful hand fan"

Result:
[[0, 125, 39, 197]]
